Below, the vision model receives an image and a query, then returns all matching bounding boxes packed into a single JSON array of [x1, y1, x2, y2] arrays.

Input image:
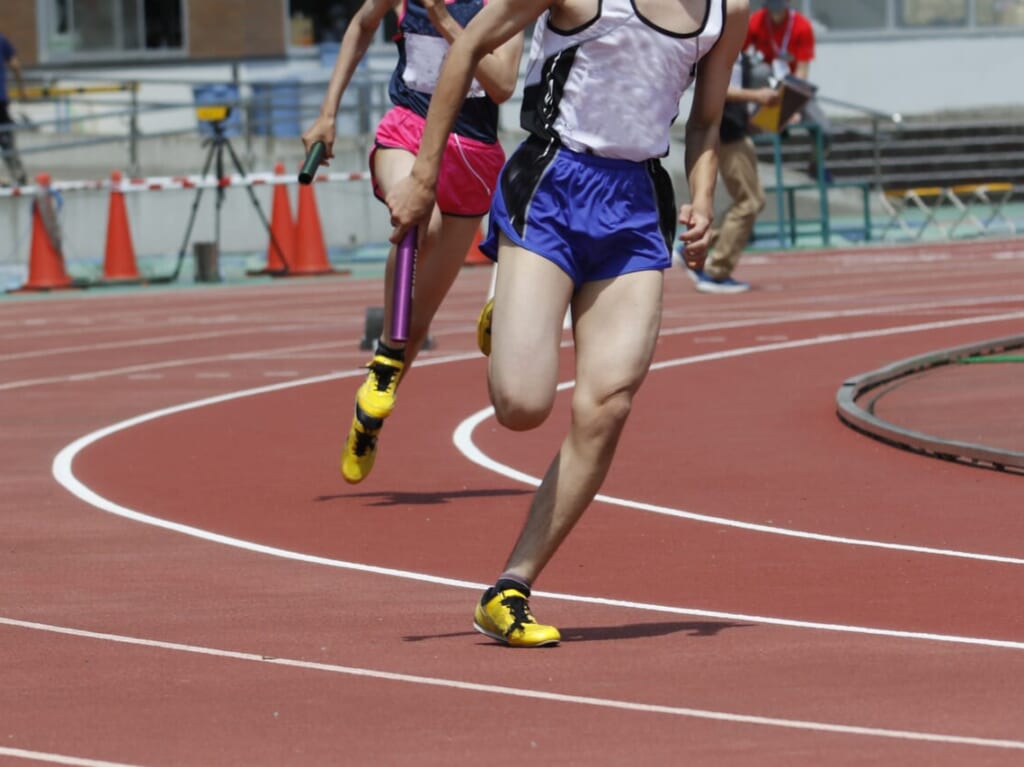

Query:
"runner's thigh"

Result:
[[572, 269, 664, 405], [490, 236, 575, 415]]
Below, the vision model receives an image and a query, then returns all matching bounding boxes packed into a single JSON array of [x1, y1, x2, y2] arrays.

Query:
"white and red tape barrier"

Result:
[[0, 170, 371, 198]]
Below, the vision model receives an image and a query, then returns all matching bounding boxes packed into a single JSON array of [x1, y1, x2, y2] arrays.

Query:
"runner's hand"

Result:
[[422, 0, 454, 35], [677, 203, 713, 271], [301, 116, 336, 167], [386, 173, 436, 245]]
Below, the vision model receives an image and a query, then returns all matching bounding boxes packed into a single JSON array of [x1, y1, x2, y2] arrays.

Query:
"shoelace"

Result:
[[351, 426, 378, 457], [499, 595, 535, 635], [368, 361, 400, 394]]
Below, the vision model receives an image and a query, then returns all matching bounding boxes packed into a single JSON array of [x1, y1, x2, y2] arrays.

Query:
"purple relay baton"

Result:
[[389, 228, 417, 342]]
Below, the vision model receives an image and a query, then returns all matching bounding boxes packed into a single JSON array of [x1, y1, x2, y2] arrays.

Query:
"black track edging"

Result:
[[836, 335, 1024, 474]]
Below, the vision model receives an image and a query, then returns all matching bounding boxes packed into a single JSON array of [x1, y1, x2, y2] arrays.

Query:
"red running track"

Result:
[[2, 238, 1024, 766]]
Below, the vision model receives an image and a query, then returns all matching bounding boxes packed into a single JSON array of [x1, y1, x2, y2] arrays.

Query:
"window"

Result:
[[144, 0, 184, 49], [808, 0, 888, 31], [898, 0, 968, 27], [287, 0, 395, 47], [43, 0, 183, 59], [976, 0, 1024, 25], [804, 0, 1024, 33]]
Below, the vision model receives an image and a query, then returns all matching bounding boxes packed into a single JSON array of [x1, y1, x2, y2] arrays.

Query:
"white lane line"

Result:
[[656, 294, 1024, 341], [456, 310, 1024, 567], [6, 295, 1019, 392], [692, 335, 727, 343], [0, 746, 142, 767], [43, 437, 1024, 651], [49, 358, 1024, 651], [0, 326, 308, 362], [0, 340, 353, 392], [457, 392, 1024, 566], [2, 616, 1022, 750], [50, 319, 1024, 649]]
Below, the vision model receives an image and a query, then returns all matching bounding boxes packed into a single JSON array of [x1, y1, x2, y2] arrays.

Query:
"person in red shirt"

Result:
[[746, 0, 814, 81], [746, 0, 831, 178]]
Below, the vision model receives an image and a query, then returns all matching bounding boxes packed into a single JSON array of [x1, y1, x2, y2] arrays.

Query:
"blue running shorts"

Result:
[[480, 137, 677, 286]]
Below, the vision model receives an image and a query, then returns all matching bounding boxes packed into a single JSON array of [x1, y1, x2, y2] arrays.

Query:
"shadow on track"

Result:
[[403, 620, 754, 644], [315, 487, 532, 507]]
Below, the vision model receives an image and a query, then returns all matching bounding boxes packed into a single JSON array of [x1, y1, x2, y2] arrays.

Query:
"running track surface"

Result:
[[2, 238, 1023, 767]]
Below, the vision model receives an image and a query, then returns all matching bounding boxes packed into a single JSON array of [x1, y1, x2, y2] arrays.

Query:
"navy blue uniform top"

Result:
[[0, 34, 15, 105], [387, 0, 499, 143]]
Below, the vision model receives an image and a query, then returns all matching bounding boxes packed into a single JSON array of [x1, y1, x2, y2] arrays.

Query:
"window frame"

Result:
[[37, 0, 188, 64], [799, 0, 1024, 39]]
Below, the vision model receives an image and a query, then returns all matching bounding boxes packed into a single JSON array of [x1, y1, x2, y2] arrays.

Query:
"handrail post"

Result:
[[871, 115, 883, 192], [814, 124, 829, 246], [128, 82, 140, 176], [232, 62, 256, 169], [771, 133, 786, 246]]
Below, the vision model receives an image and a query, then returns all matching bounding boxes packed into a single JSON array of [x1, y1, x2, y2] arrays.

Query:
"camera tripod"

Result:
[[166, 116, 291, 282]]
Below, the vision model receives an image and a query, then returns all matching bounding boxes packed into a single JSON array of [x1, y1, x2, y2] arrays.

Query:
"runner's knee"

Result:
[[491, 383, 554, 431], [572, 388, 633, 440]]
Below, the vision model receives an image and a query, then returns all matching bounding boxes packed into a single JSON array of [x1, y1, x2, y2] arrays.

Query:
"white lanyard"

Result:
[[766, 12, 795, 78], [766, 12, 794, 60]]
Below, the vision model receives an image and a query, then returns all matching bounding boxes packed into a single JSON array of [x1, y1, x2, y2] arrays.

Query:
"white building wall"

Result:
[[812, 35, 1024, 117], [3, 34, 1022, 283]]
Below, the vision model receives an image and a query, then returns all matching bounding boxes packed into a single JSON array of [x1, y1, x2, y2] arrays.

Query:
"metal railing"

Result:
[[3, 68, 395, 180], [817, 93, 905, 192], [752, 95, 903, 247]]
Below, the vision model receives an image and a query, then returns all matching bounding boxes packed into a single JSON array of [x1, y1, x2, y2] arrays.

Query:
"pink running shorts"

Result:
[[370, 106, 505, 217]]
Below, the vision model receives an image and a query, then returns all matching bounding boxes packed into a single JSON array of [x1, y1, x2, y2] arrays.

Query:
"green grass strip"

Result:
[[960, 354, 1024, 364]]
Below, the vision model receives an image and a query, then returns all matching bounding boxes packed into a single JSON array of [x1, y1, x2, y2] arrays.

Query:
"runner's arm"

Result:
[[679, 0, 750, 259], [302, 0, 401, 160], [421, 0, 524, 103], [386, 0, 553, 240]]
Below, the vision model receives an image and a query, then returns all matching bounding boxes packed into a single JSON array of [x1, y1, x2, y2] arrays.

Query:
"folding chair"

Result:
[[948, 182, 1016, 236], [880, 187, 948, 240]]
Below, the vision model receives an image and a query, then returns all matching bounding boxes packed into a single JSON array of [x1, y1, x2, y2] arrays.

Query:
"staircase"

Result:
[[755, 115, 1024, 191]]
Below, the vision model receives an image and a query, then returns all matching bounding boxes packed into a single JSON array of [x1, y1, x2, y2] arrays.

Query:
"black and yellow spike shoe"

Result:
[[355, 354, 405, 420], [473, 588, 560, 648], [476, 298, 493, 357], [340, 406, 383, 484]]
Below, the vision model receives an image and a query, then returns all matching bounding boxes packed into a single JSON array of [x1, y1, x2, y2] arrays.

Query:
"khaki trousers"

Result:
[[706, 136, 764, 281]]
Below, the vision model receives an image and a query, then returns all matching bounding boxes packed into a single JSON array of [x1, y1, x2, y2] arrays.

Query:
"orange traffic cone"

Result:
[[12, 173, 77, 292], [249, 161, 294, 276], [289, 175, 335, 276], [464, 226, 489, 266], [102, 170, 141, 281]]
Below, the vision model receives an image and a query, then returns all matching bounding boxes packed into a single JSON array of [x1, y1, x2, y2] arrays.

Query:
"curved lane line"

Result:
[[2, 616, 1023, 751], [454, 311, 1024, 567], [0, 746, 141, 767], [50, 315, 1024, 650]]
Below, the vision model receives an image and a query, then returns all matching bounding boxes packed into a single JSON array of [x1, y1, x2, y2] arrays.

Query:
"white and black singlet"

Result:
[[520, 0, 726, 161]]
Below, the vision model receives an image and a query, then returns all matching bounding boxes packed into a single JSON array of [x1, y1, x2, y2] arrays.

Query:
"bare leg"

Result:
[[487, 236, 575, 431], [498, 268, 664, 583], [340, 148, 484, 483], [373, 148, 482, 365]]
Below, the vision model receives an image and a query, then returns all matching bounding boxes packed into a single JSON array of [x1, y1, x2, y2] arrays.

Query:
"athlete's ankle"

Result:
[[482, 573, 533, 604], [375, 340, 406, 362]]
